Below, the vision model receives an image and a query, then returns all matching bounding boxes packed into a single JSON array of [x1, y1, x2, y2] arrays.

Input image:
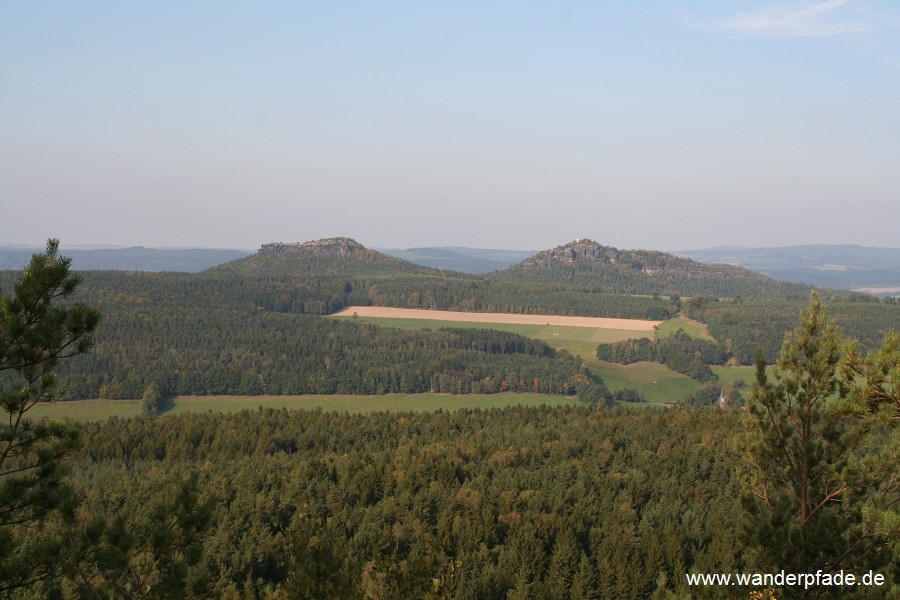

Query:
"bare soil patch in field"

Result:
[[332, 306, 661, 331]]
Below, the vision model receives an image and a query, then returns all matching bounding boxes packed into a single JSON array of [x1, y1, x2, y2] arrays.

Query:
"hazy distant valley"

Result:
[[674, 244, 900, 295], [0, 245, 250, 272]]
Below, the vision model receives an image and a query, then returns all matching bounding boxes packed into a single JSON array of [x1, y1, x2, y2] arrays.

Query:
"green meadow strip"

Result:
[[30, 393, 579, 422]]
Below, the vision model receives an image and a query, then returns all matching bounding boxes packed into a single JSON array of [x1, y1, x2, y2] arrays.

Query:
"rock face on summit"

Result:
[[519, 239, 755, 278], [521, 239, 624, 268], [215, 236, 432, 277], [519, 239, 700, 274], [258, 237, 364, 257]]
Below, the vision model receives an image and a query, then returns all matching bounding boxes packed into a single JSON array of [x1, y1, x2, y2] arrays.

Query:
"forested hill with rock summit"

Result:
[[211, 236, 811, 300], [489, 239, 813, 298], [210, 237, 446, 278]]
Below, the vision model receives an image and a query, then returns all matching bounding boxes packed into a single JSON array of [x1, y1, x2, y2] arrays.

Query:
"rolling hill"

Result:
[[209, 237, 446, 278], [0, 245, 249, 271]]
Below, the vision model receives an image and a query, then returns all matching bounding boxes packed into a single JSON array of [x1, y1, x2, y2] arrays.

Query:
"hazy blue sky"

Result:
[[2, 1, 899, 251]]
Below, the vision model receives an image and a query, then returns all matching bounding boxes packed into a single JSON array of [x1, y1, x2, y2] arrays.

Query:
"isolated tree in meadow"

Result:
[[142, 383, 162, 417], [0, 239, 100, 592], [740, 293, 894, 597]]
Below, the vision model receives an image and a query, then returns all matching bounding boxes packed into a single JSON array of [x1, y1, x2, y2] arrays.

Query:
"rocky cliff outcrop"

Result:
[[518, 240, 730, 278], [258, 237, 365, 258], [520, 239, 620, 267]]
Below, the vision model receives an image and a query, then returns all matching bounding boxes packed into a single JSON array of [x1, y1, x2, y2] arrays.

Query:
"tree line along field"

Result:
[[327, 308, 799, 406], [4, 238, 897, 409], [29, 291, 891, 418], [28, 306, 754, 421], [332, 307, 704, 405], [30, 305, 704, 421], [5, 238, 897, 416]]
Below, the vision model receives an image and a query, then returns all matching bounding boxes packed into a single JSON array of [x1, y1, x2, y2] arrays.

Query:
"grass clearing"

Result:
[[657, 316, 715, 341], [168, 393, 576, 415], [711, 365, 758, 390], [710, 365, 841, 404], [587, 360, 700, 404], [542, 339, 599, 359], [534, 324, 599, 343], [29, 393, 578, 421], [29, 399, 142, 422], [589, 328, 651, 343], [540, 333, 695, 403]]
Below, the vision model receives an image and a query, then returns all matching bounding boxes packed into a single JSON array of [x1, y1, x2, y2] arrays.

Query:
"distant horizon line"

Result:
[[2, 240, 900, 253]]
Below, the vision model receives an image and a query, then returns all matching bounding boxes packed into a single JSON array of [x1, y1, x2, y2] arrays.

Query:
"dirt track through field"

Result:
[[332, 306, 661, 331]]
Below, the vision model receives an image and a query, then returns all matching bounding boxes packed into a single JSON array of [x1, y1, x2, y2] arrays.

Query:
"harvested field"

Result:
[[332, 306, 661, 330]]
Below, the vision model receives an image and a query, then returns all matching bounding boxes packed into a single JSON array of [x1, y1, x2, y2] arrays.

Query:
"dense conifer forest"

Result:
[[54, 313, 585, 399], [683, 295, 900, 363], [17, 406, 749, 598], [11, 402, 896, 598]]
